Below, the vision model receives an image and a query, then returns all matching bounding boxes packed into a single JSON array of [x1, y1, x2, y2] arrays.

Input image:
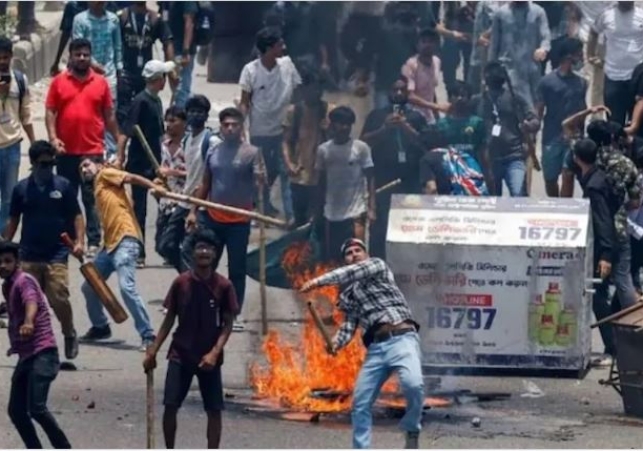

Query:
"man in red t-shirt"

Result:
[[45, 38, 121, 257], [143, 228, 238, 449]]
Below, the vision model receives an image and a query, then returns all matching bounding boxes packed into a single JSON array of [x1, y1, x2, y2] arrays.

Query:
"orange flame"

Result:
[[250, 241, 398, 412]]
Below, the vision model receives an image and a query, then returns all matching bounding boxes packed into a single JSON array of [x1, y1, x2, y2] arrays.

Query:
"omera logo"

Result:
[[526, 249, 580, 260]]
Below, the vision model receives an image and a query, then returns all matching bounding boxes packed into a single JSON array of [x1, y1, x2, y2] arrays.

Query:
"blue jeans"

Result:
[[352, 332, 424, 449], [251, 135, 293, 221], [82, 237, 154, 340], [492, 158, 526, 197], [0, 141, 21, 233], [182, 211, 251, 312], [104, 76, 118, 158], [173, 54, 195, 108]]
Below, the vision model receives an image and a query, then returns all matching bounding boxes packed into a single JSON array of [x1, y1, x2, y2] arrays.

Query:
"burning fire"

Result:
[[251, 241, 398, 412]]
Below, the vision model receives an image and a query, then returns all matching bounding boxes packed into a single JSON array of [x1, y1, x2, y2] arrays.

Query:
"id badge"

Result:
[[398, 150, 407, 163], [137, 55, 144, 68], [491, 124, 502, 137]]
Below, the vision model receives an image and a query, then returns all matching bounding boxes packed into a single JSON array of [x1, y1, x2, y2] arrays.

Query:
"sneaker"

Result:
[[80, 325, 112, 342], [64, 332, 79, 360], [404, 432, 419, 449], [233, 319, 245, 332], [136, 258, 146, 269], [591, 354, 613, 368], [86, 246, 100, 259], [140, 336, 156, 352]]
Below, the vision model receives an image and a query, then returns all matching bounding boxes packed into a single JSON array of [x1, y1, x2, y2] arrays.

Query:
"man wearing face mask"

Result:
[[536, 37, 588, 198], [474, 61, 540, 197], [361, 78, 426, 259], [588, 1, 643, 125], [158, 95, 221, 274], [3, 141, 85, 361]]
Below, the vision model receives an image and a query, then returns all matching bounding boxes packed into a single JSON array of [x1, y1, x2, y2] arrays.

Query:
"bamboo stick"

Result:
[[258, 188, 268, 336], [590, 301, 643, 328], [307, 301, 335, 355], [160, 191, 287, 228]]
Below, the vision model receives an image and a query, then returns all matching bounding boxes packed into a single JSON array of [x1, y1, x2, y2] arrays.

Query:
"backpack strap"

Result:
[[201, 128, 213, 160], [13, 70, 25, 112]]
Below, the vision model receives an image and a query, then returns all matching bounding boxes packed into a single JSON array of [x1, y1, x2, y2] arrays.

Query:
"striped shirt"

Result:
[[310, 258, 416, 350]]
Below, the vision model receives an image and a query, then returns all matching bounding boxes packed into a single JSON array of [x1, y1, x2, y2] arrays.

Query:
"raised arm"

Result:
[[302, 258, 388, 291]]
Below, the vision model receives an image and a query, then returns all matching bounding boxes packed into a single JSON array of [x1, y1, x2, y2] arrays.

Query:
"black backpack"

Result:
[[194, 2, 216, 46]]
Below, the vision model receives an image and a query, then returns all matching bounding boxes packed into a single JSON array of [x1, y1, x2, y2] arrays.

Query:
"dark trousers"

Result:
[[631, 236, 643, 291], [593, 240, 638, 356], [604, 76, 634, 126], [291, 183, 315, 227], [129, 166, 156, 258], [183, 211, 251, 312], [369, 192, 393, 260], [56, 155, 101, 247], [117, 73, 146, 128], [8, 348, 71, 449], [441, 39, 472, 96], [157, 206, 189, 272], [0, 1, 35, 36]]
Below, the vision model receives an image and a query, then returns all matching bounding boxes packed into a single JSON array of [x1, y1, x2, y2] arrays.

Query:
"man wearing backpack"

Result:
[[159, 95, 221, 273], [282, 64, 334, 227], [0, 37, 35, 234], [117, 1, 175, 129]]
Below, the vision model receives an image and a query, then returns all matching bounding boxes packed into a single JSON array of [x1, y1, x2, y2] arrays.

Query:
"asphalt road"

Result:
[[1, 53, 642, 450]]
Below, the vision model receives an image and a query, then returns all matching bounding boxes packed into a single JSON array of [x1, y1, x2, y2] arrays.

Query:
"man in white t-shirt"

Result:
[[588, 1, 643, 125], [315, 106, 375, 263], [157, 95, 221, 273], [239, 27, 301, 224]]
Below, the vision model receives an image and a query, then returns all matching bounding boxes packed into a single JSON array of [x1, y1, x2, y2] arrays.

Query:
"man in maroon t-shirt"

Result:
[[143, 229, 239, 449], [0, 241, 71, 449]]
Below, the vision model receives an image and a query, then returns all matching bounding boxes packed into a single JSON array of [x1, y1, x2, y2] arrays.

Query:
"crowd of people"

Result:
[[2, 0, 643, 449]]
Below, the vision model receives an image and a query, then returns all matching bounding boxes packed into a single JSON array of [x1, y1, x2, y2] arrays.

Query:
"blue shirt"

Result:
[[10, 175, 81, 263], [537, 69, 587, 146], [72, 9, 123, 80]]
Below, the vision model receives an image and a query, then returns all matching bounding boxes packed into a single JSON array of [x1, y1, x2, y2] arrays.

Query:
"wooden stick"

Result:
[[307, 301, 334, 354], [590, 301, 643, 328], [146, 370, 154, 449], [133, 125, 162, 173], [259, 188, 268, 336], [160, 191, 287, 228]]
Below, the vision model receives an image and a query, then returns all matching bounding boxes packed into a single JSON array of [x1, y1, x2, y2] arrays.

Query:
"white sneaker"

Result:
[[233, 319, 245, 332]]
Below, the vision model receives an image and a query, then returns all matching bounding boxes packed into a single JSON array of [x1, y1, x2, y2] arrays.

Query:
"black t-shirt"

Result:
[[163, 1, 198, 56], [373, 21, 418, 91], [419, 150, 452, 195], [123, 90, 164, 171], [361, 105, 428, 192], [120, 7, 173, 77], [10, 175, 81, 263]]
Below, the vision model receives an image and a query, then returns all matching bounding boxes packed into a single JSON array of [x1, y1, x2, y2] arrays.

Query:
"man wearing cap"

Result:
[[116, 59, 175, 267], [300, 238, 424, 449]]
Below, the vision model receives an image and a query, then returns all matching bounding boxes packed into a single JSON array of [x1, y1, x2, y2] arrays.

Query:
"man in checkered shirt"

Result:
[[301, 238, 424, 449]]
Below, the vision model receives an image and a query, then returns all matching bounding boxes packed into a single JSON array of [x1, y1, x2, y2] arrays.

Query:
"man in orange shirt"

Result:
[[45, 38, 121, 258], [78, 158, 165, 350], [186, 107, 265, 331]]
